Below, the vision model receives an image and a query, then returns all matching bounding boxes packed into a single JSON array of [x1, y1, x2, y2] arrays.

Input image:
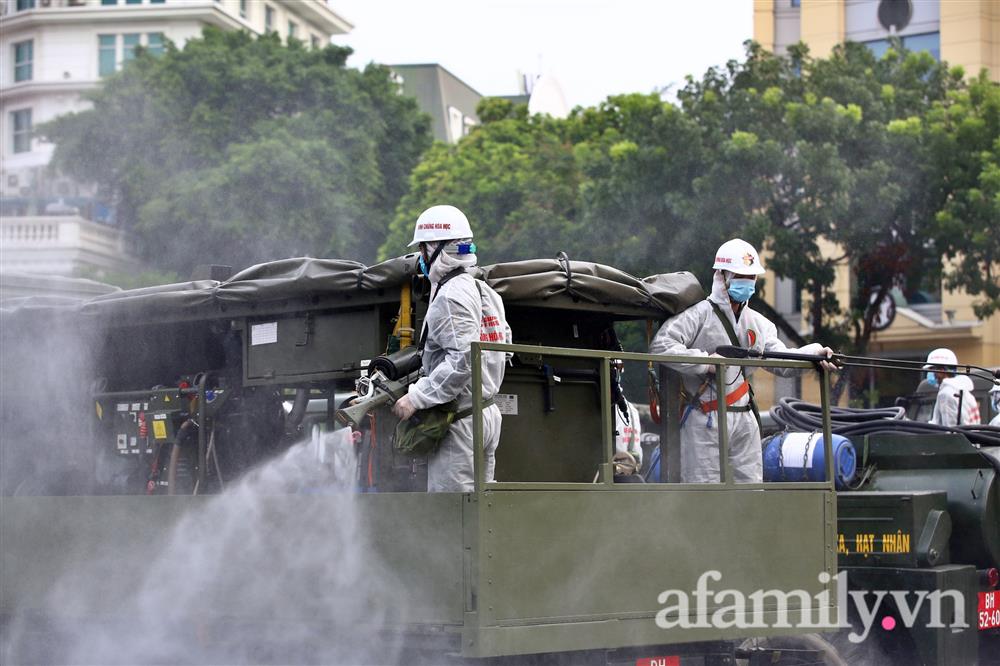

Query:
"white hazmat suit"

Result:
[[929, 375, 981, 426], [650, 272, 828, 483], [614, 400, 643, 466], [406, 246, 511, 492]]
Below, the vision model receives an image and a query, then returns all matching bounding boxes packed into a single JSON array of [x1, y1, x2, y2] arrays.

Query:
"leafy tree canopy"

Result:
[[387, 40, 998, 361], [42, 28, 432, 275]]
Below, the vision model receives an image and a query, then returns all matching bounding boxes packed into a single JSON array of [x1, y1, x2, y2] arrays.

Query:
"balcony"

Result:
[[0, 213, 138, 276], [0, 0, 247, 33]]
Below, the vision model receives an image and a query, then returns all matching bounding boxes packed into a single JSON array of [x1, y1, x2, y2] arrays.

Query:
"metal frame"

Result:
[[466, 341, 837, 657], [471, 342, 835, 492]]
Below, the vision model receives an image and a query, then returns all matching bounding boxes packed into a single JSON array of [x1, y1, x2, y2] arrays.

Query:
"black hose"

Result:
[[286, 388, 310, 429], [769, 398, 1000, 447]]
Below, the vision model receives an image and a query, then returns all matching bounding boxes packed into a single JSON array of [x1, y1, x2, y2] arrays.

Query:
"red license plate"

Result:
[[636, 658, 679, 666], [979, 591, 1000, 630]]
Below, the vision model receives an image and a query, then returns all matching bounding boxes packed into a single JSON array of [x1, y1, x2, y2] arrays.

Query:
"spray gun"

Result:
[[715, 345, 1000, 386], [336, 347, 423, 429]]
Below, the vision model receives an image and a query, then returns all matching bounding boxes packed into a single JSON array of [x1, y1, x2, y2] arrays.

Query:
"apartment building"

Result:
[[754, 0, 998, 80], [0, 0, 352, 279]]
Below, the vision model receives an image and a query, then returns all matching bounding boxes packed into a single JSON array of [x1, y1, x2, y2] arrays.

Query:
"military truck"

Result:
[[1, 255, 997, 665]]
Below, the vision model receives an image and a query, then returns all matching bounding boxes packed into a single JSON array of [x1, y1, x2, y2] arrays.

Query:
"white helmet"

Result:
[[713, 238, 765, 276], [408, 205, 473, 246], [922, 347, 958, 369]]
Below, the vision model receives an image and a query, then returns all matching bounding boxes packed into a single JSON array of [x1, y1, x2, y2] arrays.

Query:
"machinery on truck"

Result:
[[1, 254, 997, 665]]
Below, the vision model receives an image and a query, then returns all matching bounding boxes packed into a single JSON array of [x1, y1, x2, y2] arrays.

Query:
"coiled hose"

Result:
[[769, 397, 1000, 448]]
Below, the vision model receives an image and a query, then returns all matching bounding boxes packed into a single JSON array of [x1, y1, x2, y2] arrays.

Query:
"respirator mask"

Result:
[[726, 276, 756, 304]]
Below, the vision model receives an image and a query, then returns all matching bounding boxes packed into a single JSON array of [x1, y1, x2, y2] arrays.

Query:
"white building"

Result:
[[0, 0, 352, 279]]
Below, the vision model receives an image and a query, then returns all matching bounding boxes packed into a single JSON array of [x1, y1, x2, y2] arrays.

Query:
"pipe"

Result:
[[286, 388, 310, 430], [165, 419, 194, 496]]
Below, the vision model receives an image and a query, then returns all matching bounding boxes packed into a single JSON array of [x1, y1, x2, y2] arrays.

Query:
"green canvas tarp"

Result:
[[2, 255, 704, 321]]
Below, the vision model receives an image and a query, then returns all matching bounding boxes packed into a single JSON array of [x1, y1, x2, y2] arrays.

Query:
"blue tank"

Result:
[[763, 432, 857, 490]]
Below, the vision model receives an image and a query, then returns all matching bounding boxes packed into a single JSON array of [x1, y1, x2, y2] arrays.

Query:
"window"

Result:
[[310, 35, 320, 50], [126, 0, 142, 4], [239, 0, 247, 18], [790, 0, 800, 6], [16, 0, 35, 10], [101, 0, 117, 4], [151, 0, 166, 3], [265, 5, 275, 31], [902, 32, 940, 61], [122, 33, 140, 62], [99, 33, 163, 76], [13, 40, 33, 83], [863, 32, 940, 62], [99, 35, 116, 76], [146, 32, 165, 57], [288, 21, 297, 39], [447, 106, 464, 143], [11, 109, 32, 154]]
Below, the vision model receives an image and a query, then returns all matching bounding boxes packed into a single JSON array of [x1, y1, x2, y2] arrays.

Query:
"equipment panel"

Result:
[[243, 309, 381, 385]]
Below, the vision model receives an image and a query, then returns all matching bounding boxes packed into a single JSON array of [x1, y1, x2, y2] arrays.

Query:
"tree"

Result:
[[386, 40, 996, 402], [41, 28, 431, 274], [675, 42, 975, 363], [380, 99, 580, 264], [923, 72, 1000, 319]]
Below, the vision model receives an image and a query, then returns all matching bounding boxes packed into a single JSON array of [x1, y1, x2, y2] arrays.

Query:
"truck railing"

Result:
[[470, 342, 835, 493]]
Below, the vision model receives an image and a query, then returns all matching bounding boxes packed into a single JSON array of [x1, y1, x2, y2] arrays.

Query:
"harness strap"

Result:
[[418, 267, 468, 353], [700, 380, 751, 413], [708, 301, 762, 431], [454, 397, 496, 421]]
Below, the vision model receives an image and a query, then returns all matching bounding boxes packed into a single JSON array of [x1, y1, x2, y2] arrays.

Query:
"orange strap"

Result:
[[700, 380, 750, 413]]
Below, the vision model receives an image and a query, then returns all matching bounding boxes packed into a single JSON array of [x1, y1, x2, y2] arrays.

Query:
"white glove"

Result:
[[392, 394, 418, 420]]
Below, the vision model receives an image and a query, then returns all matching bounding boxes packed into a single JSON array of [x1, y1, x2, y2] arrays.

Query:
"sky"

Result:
[[331, 0, 755, 110]]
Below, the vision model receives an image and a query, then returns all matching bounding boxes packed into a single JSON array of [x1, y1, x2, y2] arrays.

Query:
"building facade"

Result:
[[754, 0, 999, 80], [389, 64, 481, 144], [0, 0, 351, 278], [751, 0, 999, 408]]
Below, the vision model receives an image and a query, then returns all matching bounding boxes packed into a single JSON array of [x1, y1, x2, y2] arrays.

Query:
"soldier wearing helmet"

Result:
[[923, 348, 981, 426], [649, 239, 836, 483], [391, 205, 512, 492]]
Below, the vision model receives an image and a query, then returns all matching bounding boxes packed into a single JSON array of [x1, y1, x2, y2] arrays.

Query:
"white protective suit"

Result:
[[614, 400, 643, 466], [649, 271, 828, 483], [928, 375, 981, 426], [407, 246, 512, 492]]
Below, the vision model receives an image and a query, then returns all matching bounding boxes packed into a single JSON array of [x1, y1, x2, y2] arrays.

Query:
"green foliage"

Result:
[[381, 111, 579, 264], [41, 28, 431, 274], [924, 73, 1000, 318], [388, 37, 996, 355]]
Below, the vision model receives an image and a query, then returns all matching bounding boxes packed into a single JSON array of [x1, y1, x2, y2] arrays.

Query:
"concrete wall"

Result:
[[941, 0, 1000, 82], [799, 0, 846, 57], [753, 0, 776, 50]]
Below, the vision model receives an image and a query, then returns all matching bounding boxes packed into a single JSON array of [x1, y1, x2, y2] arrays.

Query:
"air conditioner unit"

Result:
[[40, 0, 52, 7], [7, 175, 18, 188], [68, 0, 86, 5]]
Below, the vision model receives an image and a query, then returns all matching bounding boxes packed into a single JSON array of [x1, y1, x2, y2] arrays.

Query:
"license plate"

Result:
[[979, 591, 1000, 630], [636, 658, 679, 666]]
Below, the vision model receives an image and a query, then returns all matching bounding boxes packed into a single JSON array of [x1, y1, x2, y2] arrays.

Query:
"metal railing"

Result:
[[470, 342, 834, 494]]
